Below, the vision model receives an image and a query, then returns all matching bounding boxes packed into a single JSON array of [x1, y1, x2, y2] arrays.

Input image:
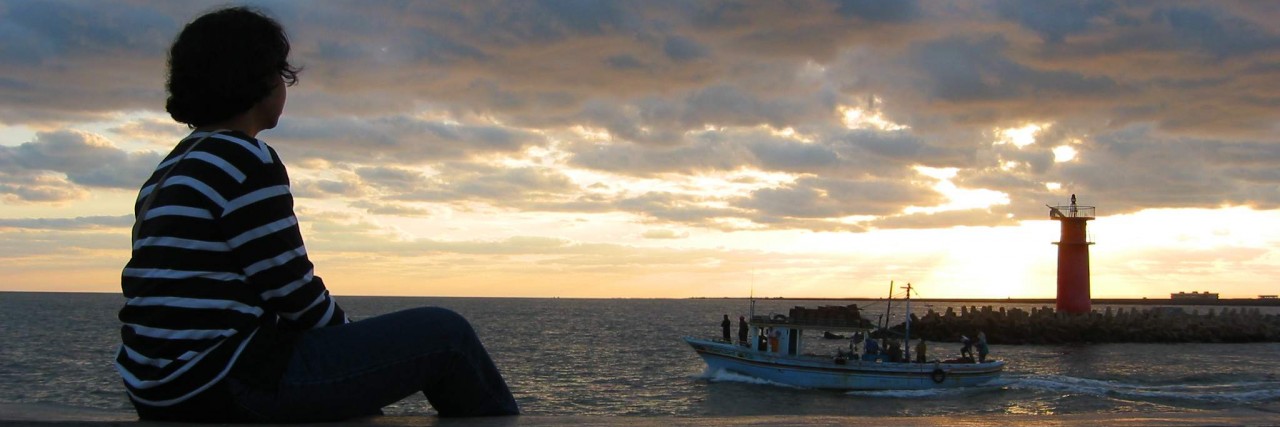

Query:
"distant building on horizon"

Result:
[[1171, 291, 1219, 300]]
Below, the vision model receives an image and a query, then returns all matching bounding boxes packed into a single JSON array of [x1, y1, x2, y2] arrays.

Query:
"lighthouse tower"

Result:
[[1049, 194, 1095, 314]]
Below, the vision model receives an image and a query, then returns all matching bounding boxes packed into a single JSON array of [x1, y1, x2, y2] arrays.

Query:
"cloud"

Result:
[[1053, 126, 1280, 213], [349, 200, 435, 217], [0, 228, 123, 258], [739, 175, 941, 219], [909, 35, 1121, 103], [0, 130, 160, 202], [2, 0, 1278, 233], [663, 35, 709, 62], [833, 0, 922, 23], [869, 209, 1017, 230], [640, 229, 687, 239], [0, 215, 131, 230], [349, 162, 584, 211], [270, 115, 544, 164], [993, 0, 1117, 44], [0, 1, 176, 124]]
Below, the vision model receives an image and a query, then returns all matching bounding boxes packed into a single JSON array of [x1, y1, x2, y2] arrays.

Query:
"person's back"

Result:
[[116, 7, 517, 422], [120, 127, 343, 418]]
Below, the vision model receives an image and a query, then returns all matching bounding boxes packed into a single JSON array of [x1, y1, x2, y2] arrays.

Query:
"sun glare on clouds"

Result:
[[839, 99, 909, 131], [904, 166, 1010, 215], [994, 123, 1049, 148]]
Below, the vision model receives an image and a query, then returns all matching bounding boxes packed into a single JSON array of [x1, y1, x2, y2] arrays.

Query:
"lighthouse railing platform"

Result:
[[1048, 205, 1094, 219]]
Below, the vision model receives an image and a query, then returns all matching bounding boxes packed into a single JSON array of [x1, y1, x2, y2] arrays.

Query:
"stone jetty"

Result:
[[886, 305, 1280, 344]]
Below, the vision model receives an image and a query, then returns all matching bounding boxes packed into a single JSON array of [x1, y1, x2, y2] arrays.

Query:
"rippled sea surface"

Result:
[[1, 292, 1278, 417]]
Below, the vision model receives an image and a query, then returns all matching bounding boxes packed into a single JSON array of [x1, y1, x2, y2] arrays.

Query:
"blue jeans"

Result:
[[229, 307, 519, 421]]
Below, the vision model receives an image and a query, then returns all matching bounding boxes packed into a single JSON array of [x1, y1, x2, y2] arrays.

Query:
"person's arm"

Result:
[[220, 138, 348, 329]]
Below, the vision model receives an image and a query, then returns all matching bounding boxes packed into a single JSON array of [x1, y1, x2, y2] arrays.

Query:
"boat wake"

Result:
[[1009, 374, 1280, 404], [843, 387, 982, 398], [700, 368, 804, 389]]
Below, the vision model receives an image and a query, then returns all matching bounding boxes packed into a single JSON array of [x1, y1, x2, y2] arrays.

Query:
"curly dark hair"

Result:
[[165, 7, 300, 127]]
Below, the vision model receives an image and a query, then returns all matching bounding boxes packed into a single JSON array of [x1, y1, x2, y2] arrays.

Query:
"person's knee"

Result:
[[402, 307, 479, 344]]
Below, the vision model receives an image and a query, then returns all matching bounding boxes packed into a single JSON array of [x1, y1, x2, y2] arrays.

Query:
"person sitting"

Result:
[[887, 340, 903, 362], [114, 7, 517, 422], [862, 336, 880, 361]]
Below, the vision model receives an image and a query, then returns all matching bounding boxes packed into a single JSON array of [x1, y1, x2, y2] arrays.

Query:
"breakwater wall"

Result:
[[887, 305, 1280, 344]]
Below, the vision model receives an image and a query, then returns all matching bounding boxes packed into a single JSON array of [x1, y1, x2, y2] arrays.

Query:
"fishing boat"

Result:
[[684, 283, 1005, 390]]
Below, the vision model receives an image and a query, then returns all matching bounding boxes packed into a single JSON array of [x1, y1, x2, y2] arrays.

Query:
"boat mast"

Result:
[[882, 280, 893, 331], [902, 282, 912, 363]]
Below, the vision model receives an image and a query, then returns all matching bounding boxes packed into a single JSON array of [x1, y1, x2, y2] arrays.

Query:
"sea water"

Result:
[[1, 292, 1278, 417]]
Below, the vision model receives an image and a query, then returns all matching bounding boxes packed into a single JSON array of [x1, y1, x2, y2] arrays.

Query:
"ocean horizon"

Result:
[[2, 291, 1278, 418]]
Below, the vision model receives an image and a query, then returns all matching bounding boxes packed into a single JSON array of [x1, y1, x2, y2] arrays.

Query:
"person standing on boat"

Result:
[[915, 339, 927, 363], [737, 316, 748, 345], [721, 315, 732, 342], [977, 332, 990, 363], [960, 335, 973, 360]]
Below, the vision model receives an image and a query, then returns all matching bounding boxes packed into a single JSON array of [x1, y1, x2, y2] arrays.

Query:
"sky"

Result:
[[1, 0, 1278, 299]]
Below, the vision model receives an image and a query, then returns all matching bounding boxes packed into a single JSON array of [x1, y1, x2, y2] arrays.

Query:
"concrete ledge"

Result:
[[4, 403, 1280, 426]]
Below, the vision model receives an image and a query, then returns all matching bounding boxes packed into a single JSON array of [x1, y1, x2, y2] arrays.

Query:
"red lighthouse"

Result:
[[1049, 194, 1094, 314]]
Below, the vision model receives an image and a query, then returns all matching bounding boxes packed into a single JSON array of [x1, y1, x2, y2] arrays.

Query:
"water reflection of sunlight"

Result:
[[1003, 400, 1056, 416]]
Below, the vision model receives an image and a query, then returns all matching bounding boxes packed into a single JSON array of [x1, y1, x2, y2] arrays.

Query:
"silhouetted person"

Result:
[[977, 332, 990, 363], [721, 314, 731, 342], [864, 336, 879, 356], [915, 339, 927, 363], [960, 335, 973, 360], [737, 316, 748, 344]]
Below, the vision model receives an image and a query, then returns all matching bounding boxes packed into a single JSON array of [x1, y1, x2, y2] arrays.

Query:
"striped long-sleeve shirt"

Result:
[[117, 130, 347, 407]]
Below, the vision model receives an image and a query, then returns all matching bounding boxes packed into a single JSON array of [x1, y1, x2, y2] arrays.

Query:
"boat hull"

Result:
[[685, 337, 1004, 390]]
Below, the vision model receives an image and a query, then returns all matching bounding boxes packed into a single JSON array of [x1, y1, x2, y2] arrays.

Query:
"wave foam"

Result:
[[1010, 375, 1280, 403], [699, 368, 803, 389]]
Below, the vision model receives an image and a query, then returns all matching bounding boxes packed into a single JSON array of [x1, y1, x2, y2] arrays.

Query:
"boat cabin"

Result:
[[745, 305, 872, 357]]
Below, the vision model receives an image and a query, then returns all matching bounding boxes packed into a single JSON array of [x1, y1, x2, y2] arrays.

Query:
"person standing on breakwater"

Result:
[[116, 7, 517, 422]]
